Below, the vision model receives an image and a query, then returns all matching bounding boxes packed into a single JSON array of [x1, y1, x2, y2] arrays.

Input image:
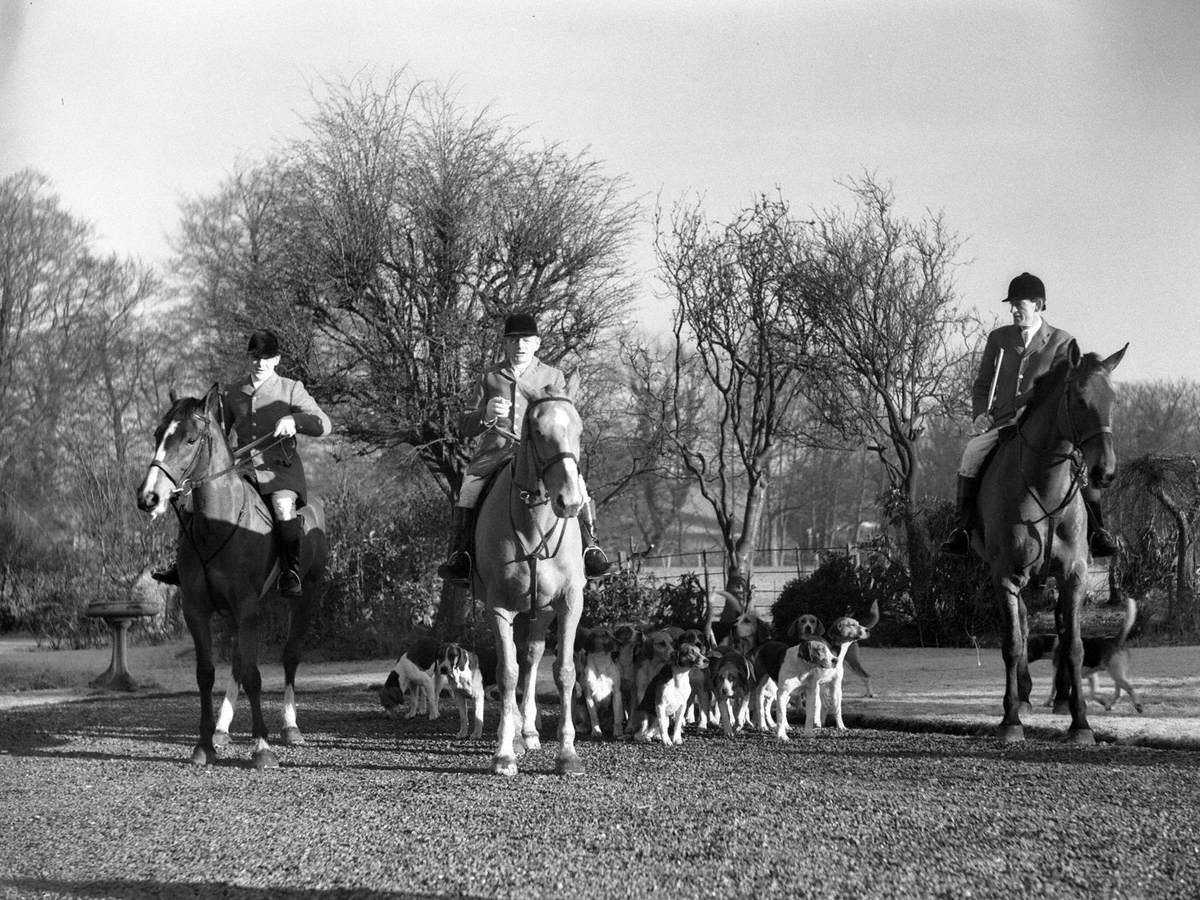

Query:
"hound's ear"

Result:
[[1101, 342, 1129, 373], [787, 618, 800, 641], [1067, 339, 1082, 368]]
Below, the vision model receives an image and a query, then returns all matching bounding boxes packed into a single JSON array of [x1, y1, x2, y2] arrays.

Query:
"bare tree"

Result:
[[171, 72, 640, 635], [651, 195, 814, 591], [1120, 379, 1200, 459], [174, 73, 639, 496], [792, 174, 977, 606]]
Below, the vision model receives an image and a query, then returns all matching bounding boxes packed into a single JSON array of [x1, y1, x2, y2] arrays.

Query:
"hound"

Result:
[[379, 635, 441, 719], [629, 628, 676, 726], [435, 643, 496, 739], [1027, 595, 1143, 713], [630, 642, 710, 746], [775, 616, 870, 737], [788, 599, 879, 697], [574, 626, 625, 739], [710, 649, 756, 737]]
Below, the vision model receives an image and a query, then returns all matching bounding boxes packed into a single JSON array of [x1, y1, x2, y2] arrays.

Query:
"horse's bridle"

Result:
[[510, 395, 580, 505], [149, 411, 213, 498]]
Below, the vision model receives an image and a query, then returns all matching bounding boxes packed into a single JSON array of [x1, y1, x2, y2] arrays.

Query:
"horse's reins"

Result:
[[1012, 368, 1113, 566], [153, 427, 288, 499], [489, 395, 582, 609], [150, 411, 289, 571]]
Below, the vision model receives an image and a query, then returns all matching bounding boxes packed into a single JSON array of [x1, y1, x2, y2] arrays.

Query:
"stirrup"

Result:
[[151, 566, 180, 586], [279, 567, 303, 598], [437, 551, 472, 586], [583, 546, 612, 579], [939, 529, 971, 558], [1089, 530, 1118, 558]]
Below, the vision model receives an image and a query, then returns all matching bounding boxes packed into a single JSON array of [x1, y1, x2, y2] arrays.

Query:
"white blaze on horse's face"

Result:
[[529, 400, 584, 518], [136, 419, 180, 519]]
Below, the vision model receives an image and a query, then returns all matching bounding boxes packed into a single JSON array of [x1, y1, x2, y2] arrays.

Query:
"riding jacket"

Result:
[[222, 374, 332, 503], [460, 358, 567, 480], [972, 321, 1075, 424]]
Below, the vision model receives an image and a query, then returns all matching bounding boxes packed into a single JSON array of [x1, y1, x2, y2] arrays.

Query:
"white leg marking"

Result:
[[215, 678, 240, 733], [283, 685, 298, 729]]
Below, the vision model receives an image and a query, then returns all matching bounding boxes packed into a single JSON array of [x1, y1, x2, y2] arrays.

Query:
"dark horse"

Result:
[[473, 387, 587, 776], [136, 384, 328, 768], [974, 341, 1127, 744]]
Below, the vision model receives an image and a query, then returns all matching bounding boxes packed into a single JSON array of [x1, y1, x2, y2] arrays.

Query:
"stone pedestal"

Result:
[[88, 616, 141, 691], [84, 568, 168, 692]]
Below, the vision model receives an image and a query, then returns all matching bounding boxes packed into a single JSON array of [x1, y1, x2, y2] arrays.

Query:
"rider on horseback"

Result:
[[437, 312, 611, 585], [153, 329, 332, 598], [939, 272, 1118, 558]]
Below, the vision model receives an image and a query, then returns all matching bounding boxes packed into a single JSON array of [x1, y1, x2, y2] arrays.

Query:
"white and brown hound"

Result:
[[629, 628, 676, 727], [435, 642, 495, 739], [710, 649, 756, 737], [573, 626, 625, 739], [630, 642, 710, 746], [1027, 595, 1143, 713], [789, 599, 879, 697], [379, 635, 441, 719]]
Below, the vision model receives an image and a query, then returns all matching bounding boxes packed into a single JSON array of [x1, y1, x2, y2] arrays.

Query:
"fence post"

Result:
[[701, 550, 710, 595]]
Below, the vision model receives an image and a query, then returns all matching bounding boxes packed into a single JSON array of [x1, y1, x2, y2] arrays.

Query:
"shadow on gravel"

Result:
[[0, 877, 484, 899], [836, 730, 1200, 770]]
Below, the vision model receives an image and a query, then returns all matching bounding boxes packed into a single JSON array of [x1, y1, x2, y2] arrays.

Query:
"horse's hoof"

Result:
[[1068, 728, 1096, 746], [212, 730, 231, 749], [998, 724, 1025, 743], [522, 734, 541, 752], [252, 748, 280, 770], [281, 726, 305, 747], [491, 756, 518, 777], [556, 755, 584, 777], [190, 745, 215, 766]]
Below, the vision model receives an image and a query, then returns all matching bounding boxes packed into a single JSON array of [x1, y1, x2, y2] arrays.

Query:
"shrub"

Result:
[[581, 570, 659, 629]]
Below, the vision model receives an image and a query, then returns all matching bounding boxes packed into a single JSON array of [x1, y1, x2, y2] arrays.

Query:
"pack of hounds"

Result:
[[380, 591, 1143, 746]]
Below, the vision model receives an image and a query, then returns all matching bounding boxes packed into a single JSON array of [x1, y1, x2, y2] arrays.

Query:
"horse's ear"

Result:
[[203, 383, 222, 419], [1101, 343, 1129, 373], [168, 384, 178, 403], [564, 368, 580, 400], [1067, 339, 1082, 368]]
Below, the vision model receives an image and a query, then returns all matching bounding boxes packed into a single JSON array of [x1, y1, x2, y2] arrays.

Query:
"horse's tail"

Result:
[[1117, 595, 1138, 648]]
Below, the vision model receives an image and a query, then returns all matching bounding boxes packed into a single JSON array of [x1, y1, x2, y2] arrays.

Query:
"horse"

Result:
[[135, 384, 328, 768], [472, 386, 587, 776], [974, 341, 1127, 744]]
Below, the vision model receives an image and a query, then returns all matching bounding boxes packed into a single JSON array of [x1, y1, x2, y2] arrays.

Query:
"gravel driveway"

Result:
[[3, 686, 1200, 899]]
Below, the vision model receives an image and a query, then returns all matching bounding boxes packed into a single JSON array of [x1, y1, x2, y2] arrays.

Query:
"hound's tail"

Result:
[[861, 598, 881, 630], [1117, 595, 1138, 648]]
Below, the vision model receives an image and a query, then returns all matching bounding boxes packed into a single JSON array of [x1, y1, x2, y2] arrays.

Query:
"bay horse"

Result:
[[136, 384, 328, 768], [974, 341, 1127, 744], [473, 386, 587, 776]]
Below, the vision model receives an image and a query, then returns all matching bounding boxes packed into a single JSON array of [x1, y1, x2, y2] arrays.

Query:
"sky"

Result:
[[2, 0, 1198, 384]]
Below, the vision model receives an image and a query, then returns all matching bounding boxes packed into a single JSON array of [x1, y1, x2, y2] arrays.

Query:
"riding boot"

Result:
[[1084, 488, 1118, 558], [151, 564, 180, 586], [939, 475, 980, 557], [276, 518, 304, 599], [578, 501, 612, 580], [437, 506, 475, 586]]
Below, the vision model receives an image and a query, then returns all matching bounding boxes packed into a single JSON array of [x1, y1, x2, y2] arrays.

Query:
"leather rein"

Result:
[[148, 409, 285, 571], [1013, 367, 1113, 561], [492, 395, 582, 591]]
